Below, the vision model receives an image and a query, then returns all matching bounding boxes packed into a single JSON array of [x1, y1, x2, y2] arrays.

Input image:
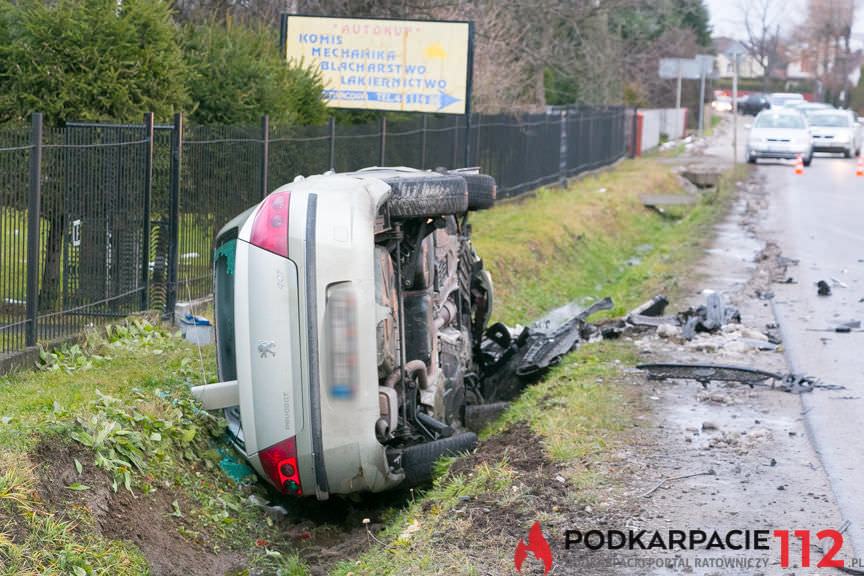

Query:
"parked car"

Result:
[[712, 95, 732, 113], [769, 92, 806, 110], [739, 93, 771, 116], [808, 110, 860, 157], [746, 109, 813, 165], [798, 102, 834, 119], [195, 167, 500, 499]]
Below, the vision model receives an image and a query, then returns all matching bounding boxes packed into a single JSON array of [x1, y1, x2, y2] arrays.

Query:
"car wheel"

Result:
[[398, 432, 478, 487], [455, 171, 496, 210], [803, 154, 813, 167], [747, 154, 756, 164], [844, 147, 852, 158], [384, 173, 469, 218]]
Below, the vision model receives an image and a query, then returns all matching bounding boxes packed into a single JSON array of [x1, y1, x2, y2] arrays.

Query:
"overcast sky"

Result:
[[705, 0, 864, 46]]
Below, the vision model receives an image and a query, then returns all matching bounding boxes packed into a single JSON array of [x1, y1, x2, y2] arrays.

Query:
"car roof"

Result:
[[808, 109, 847, 117], [757, 109, 803, 116]]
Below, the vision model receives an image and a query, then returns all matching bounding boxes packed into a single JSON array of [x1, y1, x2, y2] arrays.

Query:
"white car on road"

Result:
[[808, 110, 860, 158], [746, 110, 813, 165]]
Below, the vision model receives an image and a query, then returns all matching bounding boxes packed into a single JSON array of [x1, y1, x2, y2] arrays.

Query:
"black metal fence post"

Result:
[[559, 109, 568, 188], [630, 107, 639, 159], [328, 116, 336, 171], [141, 112, 154, 312], [166, 112, 182, 319], [260, 115, 269, 200], [379, 116, 387, 166], [420, 115, 428, 170], [25, 113, 42, 347]]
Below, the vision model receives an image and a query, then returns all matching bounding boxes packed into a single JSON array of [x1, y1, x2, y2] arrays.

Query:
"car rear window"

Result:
[[808, 114, 850, 127], [755, 114, 805, 129], [214, 236, 237, 382]]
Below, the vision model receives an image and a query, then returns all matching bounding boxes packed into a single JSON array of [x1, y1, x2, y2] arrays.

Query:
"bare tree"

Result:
[[740, 0, 783, 92]]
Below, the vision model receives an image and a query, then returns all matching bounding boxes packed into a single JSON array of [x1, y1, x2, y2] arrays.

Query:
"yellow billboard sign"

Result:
[[284, 16, 472, 115]]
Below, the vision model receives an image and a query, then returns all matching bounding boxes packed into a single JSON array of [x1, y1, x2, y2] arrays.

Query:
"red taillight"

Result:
[[258, 437, 302, 495], [249, 190, 290, 257]]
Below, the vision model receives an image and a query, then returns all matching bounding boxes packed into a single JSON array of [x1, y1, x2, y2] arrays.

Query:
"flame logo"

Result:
[[514, 521, 553, 574]]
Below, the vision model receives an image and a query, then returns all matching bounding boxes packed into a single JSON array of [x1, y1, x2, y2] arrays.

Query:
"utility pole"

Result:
[[698, 63, 706, 137], [676, 59, 683, 110], [732, 52, 739, 165]]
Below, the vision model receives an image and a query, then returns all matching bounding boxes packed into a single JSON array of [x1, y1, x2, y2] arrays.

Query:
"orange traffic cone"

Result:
[[856, 155, 863, 176], [794, 154, 804, 175]]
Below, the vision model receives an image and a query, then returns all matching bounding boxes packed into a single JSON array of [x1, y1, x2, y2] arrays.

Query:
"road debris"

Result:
[[817, 280, 832, 296], [678, 293, 741, 340], [806, 320, 862, 333], [636, 362, 845, 393], [629, 295, 669, 317], [640, 469, 716, 498]]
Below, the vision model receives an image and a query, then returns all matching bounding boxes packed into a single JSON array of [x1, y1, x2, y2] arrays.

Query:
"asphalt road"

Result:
[[760, 151, 864, 558]]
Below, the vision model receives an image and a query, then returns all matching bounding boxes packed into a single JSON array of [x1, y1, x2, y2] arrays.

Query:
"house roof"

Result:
[[713, 36, 745, 56]]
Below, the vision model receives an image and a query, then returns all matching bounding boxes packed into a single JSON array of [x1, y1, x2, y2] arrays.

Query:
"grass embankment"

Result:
[[335, 159, 742, 575], [0, 157, 740, 575], [0, 323, 306, 575]]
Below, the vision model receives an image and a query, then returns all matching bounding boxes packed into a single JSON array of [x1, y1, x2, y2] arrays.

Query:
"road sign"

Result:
[[284, 15, 472, 114], [659, 58, 701, 80]]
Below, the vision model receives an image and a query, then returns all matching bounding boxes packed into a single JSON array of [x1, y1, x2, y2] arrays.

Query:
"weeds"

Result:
[[0, 466, 148, 575]]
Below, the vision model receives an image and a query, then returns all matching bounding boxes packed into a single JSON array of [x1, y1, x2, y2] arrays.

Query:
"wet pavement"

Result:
[[759, 147, 864, 558]]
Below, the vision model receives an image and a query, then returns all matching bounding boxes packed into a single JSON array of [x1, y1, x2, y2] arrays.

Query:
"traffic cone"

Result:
[[794, 154, 804, 175], [857, 155, 863, 176]]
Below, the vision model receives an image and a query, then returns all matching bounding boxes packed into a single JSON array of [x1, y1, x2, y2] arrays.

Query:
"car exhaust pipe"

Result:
[[384, 359, 429, 390], [190, 380, 239, 411]]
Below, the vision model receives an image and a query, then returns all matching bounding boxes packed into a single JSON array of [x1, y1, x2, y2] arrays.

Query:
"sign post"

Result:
[[695, 55, 714, 138], [732, 51, 741, 165]]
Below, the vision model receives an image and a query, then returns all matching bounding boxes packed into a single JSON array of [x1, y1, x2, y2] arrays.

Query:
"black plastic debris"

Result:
[[480, 297, 614, 402], [817, 280, 832, 296], [630, 295, 669, 317], [635, 362, 845, 393]]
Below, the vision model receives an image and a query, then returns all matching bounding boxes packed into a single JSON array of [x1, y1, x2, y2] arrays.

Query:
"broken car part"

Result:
[[636, 362, 845, 393]]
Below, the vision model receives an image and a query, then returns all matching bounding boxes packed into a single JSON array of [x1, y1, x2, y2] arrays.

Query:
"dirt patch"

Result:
[[263, 486, 414, 575], [98, 487, 244, 576], [32, 438, 244, 576], [449, 424, 547, 478]]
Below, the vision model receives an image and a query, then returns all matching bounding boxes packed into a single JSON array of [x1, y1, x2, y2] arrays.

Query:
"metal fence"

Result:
[[0, 106, 626, 355]]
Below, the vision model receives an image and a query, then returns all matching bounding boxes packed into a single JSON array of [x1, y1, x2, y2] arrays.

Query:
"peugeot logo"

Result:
[[257, 341, 276, 358]]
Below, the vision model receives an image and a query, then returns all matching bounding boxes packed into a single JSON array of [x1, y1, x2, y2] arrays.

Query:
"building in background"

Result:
[[713, 37, 764, 79]]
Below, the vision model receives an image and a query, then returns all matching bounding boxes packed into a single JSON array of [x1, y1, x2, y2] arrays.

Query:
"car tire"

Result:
[[845, 148, 853, 158], [747, 154, 756, 164], [399, 432, 478, 487], [460, 172, 497, 210], [384, 174, 469, 219], [803, 154, 813, 167]]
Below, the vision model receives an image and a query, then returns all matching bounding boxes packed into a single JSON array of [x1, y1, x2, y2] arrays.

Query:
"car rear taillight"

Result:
[[258, 437, 302, 494], [326, 284, 358, 399], [249, 190, 290, 257]]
